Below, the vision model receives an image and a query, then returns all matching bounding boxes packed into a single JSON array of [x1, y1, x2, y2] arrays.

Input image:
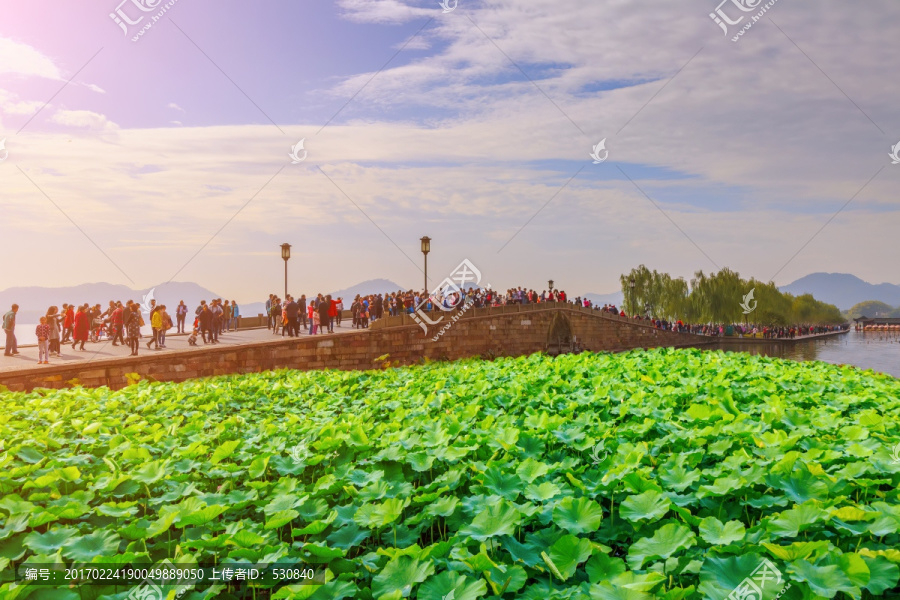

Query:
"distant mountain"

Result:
[[779, 273, 900, 310], [0, 282, 222, 323], [330, 278, 405, 300], [238, 279, 406, 317], [584, 291, 624, 307]]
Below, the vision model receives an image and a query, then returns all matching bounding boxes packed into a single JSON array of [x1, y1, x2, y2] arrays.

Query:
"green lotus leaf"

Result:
[[266, 509, 299, 530], [248, 454, 270, 478], [418, 570, 488, 600], [761, 541, 828, 562], [372, 554, 434, 599], [698, 554, 777, 600], [131, 459, 167, 484], [210, 439, 240, 465], [424, 496, 458, 518], [327, 524, 371, 550], [552, 496, 604, 534], [308, 580, 358, 600], [481, 467, 521, 501], [459, 501, 521, 541], [23, 527, 78, 553], [861, 555, 900, 595], [61, 530, 120, 561], [590, 571, 666, 599], [524, 482, 562, 502], [619, 490, 671, 523], [766, 503, 830, 538], [788, 559, 859, 599], [516, 458, 551, 483], [16, 446, 45, 464], [766, 468, 830, 503], [627, 523, 696, 569], [585, 553, 627, 583], [658, 464, 701, 492], [544, 534, 593, 581], [698, 517, 745, 545]]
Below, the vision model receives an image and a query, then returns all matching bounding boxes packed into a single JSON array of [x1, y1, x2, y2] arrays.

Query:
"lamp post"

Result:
[[629, 277, 635, 314], [280, 243, 291, 299], [420, 236, 431, 291], [548, 279, 554, 291]]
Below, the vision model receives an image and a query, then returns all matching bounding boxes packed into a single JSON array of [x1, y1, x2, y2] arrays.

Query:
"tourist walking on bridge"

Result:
[[72, 305, 89, 351], [124, 303, 141, 356], [62, 304, 74, 343], [176, 301, 187, 333], [3, 304, 18, 356], [47, 306, 61, 356], [110, 302, 124, 346], [36, 317, 50, 364], [230, 301, 240, 331]]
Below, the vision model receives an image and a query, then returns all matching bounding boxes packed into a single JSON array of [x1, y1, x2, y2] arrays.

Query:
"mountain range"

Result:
[[777, 273, 900, 310]]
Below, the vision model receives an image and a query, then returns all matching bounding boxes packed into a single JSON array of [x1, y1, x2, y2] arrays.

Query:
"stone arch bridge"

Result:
[[0, 304, 710, 392]]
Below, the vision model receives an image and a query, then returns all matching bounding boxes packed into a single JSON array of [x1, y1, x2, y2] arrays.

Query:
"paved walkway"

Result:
[[0, 324, 363, 374]]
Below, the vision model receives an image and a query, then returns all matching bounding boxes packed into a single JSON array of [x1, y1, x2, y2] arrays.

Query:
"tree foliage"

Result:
[[620, 265, 845, 324]]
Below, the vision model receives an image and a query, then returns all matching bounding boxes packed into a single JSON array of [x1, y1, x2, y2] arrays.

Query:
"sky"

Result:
[[0, 0, 898, 304]]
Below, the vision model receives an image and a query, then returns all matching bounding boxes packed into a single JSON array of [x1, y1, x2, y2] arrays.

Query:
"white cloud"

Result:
[[0, 37, 62, 79], [168, 102, 185, 112], [337, 0, 432, 24], [49, 109, 119, 131], [0, 90, 43, 116]]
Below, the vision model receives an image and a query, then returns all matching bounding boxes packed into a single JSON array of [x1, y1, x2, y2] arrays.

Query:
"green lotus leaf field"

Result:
[[2, 347, 900, 599]]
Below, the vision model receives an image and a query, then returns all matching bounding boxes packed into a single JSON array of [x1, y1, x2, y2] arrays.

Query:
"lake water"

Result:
[[4, 325, 899, 379], [714, 330, 900, 379]]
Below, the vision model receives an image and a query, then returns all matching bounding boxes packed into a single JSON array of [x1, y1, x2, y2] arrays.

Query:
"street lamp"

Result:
[[281, 243, 291, 299], [420, 236, 431, 291], [548, 279, 554, 291], [629, 277, 635, 314]]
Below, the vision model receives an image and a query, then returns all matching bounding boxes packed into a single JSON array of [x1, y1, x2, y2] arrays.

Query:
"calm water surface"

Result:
[[714, 330, 900, 379]]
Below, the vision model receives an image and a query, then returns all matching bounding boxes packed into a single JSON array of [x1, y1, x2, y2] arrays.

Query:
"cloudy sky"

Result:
[[1, 0, 898, 303]]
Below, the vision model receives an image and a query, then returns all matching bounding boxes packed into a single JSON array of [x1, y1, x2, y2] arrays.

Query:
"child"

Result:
[[312, 307, 319, 335], [188, 328, 199, 346], [35, 317, 51, 364]]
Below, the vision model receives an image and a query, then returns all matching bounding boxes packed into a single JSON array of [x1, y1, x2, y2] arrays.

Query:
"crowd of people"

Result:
[[1, 284, 850, 364], [1, 298, 240, 363]]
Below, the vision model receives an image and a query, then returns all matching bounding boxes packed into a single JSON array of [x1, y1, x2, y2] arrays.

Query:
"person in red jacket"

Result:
[[62, 303, 75, 343], [328, 297, 338, 333], [71, 305, 90, 351]]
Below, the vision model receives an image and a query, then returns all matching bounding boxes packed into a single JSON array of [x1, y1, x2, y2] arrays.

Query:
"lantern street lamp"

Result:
[[629, 277, 635, 314], [548, 279, 554, 291], [281, 243, 291, 299], [420, 236, 431, 292]]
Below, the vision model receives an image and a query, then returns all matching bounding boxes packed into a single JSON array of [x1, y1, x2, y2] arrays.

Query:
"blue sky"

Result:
[[1, 0, 899, 302]]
